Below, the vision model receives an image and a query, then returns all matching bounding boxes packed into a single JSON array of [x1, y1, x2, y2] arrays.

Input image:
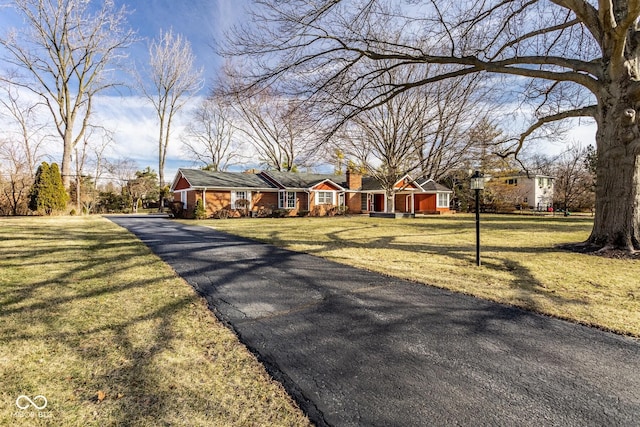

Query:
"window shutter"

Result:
[[230, 191, 237, 208]]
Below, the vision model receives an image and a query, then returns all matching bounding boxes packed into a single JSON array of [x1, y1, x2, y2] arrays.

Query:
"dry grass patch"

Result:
[[200, 215, 640, 337], [0, 216, 310, 427]]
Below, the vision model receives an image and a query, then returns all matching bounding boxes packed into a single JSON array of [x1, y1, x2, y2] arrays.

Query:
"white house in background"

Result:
[[502, 174, 555, 210]]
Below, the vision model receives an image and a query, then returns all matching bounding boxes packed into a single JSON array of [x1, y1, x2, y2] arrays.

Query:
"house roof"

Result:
[[174, 169, 275, 190], [361, 177, 384, 191], [262, 171, 346, 190], [418, 178, 454, 193], [171, 168, 453, 194]]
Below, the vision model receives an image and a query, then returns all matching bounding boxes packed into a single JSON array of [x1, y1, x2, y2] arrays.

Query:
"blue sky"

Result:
[[117, 0, 239, 79], [0, 0, 248, 182], [107, 0, 249, 178], [0, 0, 596, 184]]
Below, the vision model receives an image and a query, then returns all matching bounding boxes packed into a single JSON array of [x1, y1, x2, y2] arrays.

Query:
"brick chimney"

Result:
[[346, 170, 362, 190]]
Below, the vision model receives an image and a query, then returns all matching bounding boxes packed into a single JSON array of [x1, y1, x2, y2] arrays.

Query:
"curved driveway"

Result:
[[108, 216, 640, 427]]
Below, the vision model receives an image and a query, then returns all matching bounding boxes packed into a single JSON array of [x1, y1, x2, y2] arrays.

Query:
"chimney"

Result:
[[346, 169, 362, 190]]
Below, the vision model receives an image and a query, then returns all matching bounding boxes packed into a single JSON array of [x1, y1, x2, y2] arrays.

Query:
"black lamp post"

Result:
[[470, 170, 484, 266]]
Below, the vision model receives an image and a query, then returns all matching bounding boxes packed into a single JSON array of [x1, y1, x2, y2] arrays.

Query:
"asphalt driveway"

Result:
[[108, 216, 640, 427]]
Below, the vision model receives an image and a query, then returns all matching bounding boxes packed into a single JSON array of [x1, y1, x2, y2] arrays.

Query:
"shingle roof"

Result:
[[178, 169, 276, 189], [361, 177, 383, 191], [419, 179, 453, 193], [262, 171, 347, 189], [174, 169, 453, 193]]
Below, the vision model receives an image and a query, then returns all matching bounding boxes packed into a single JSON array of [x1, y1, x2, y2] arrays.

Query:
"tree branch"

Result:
[[503, 105, 597, 157]]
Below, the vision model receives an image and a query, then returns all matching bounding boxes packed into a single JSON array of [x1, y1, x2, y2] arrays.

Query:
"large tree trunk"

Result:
[[588, 91, 640, 251], [61, 135, 73, 190]]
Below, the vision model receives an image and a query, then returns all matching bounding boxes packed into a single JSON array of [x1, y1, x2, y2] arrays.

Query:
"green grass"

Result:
[[0, 216, 311, 427], [195, 214, 640, 337]]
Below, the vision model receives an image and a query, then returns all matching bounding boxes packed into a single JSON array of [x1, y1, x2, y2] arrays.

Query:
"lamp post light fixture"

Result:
[[470, 170, 484, 266]]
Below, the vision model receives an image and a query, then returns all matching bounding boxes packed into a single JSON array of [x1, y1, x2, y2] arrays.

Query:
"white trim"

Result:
[[278, 190, 296, 209], [310, 179, 346, 192], [437, 192, 450, 208], [315, 190, 334, 205], [231, 190, 253, 210]]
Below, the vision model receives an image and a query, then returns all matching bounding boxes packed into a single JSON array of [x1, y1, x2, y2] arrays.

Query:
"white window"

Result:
[[180, 191, 187, 208], [316, 191, 333, 204], [231, 190, 251, 209], [279, 191, 296, 209], [437, 193, 450, 208]]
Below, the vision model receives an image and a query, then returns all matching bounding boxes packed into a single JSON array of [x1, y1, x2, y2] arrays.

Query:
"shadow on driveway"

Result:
[[108, 216, 640, 427]]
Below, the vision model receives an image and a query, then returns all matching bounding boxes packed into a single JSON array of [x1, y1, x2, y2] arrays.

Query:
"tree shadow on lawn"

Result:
[[0, 239, 153, 313], [257, 221, 589, 319], [0, 223, 210, 426]]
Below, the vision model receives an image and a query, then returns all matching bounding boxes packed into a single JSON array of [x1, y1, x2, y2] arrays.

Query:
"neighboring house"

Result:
[[170, 168, 454, 217], [500, 174, 555, 210]]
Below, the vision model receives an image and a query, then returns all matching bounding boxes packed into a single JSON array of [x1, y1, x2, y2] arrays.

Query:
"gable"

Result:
[[312, 181, 341, 191], [394, 180, 420, 190], [173, 175, 191, 191]]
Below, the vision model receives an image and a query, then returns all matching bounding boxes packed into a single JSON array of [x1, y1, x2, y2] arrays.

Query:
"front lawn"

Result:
[[0, 216, 310, 426], [200, 214, 640, 337]]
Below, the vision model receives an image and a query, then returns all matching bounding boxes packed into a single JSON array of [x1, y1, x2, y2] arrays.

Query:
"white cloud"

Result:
[[92, 93, 208, 178]]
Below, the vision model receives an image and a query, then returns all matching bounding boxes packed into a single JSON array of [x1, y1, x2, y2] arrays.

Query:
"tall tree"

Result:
[[223, 83, 316, 171], [226, 0, 640, 251], [416, 76, 495, 181], [140, 29, 203, 206], [0, 0, 135, 189], [338, 79, 425, 212], [70, 127, 113, 213], [181, 96, 241, 171]]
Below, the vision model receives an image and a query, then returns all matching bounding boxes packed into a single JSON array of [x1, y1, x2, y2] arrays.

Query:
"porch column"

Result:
[[411, 193, 415, 214]]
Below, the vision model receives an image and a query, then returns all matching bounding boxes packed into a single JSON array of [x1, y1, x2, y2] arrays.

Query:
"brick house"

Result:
[[170, 168, 453, 217]]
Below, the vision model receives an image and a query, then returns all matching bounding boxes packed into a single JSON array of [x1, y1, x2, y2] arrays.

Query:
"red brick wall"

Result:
[[204, 191, 231, 215]]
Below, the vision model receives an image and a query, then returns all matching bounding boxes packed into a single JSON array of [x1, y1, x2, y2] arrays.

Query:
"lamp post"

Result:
[[470, 171, 484, 266]]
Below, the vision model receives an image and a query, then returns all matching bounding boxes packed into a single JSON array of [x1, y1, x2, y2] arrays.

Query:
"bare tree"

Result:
[[225, 0, 640, 251], [0, 84, 47, 215], [0, 84, 47, 176], [0, 0, 136, 189], [554, 143, 596, 213], [223, 83, 317, 171], [0, 137, 33, 215], [336, 64, 492, 211], [106, 157, 139, 193], [71, 127, 114, 213], [139, 28, 203, 207], [181, 96, 241, 171], [339, 86, 425, 212], [416, 76, 495, 181]]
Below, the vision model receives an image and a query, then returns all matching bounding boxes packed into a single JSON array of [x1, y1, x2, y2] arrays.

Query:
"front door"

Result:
[[374, 194, 385, 212]]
